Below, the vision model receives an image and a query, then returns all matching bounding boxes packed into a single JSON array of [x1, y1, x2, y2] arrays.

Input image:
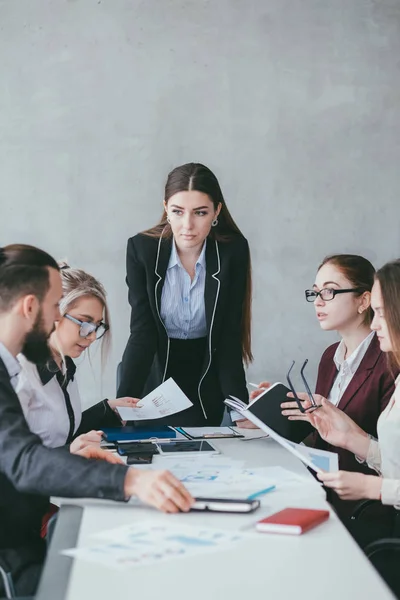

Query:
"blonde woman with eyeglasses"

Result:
[[15, 263, 140, 452]]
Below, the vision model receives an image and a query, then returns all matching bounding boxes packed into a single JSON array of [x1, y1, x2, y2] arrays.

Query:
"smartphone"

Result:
[[156, 440, 219, 456], [100, 442, 117, 450], [191, 497, 260, 513], [127, 454, 154, 465], [117, 442, 158, 456]]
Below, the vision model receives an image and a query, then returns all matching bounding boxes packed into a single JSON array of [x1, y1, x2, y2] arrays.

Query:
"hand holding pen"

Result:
[[248, 381, 272, 401]]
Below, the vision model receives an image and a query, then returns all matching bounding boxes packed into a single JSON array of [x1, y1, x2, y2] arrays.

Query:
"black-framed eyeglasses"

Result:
[[286, 359, 321, 413], [305, 287, 364, 302], [64, 314, 109, 340]]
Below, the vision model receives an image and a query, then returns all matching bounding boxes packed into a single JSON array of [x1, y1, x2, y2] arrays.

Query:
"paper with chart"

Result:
[[239, 409, 338, 472], [62, 522, 244, 570], [148, 455, 317, 497], [116, 378, 192, 421]]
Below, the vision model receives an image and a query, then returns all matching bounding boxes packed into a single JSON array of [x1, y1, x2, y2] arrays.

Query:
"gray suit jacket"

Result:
[[0, 356, 128, 549]]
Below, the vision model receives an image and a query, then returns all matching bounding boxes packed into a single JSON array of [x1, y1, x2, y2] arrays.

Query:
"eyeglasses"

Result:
[[64, 314, 109, 340], [286, 360, 321, 413], [305, 287, 364, 302]]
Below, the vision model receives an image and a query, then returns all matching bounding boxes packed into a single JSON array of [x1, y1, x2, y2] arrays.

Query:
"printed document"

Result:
[[116, 378, 192, 421], [63, 522, 245, 570]]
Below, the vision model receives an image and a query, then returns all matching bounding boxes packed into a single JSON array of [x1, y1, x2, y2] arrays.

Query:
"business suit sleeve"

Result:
[[118, 237, 158, 398], [75, 400, 121, 436], [215, 238, 249, 405], [0, 377, 128, 501]]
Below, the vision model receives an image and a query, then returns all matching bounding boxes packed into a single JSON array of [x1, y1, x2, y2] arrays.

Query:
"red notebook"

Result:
[[256, 507, 330, 535]]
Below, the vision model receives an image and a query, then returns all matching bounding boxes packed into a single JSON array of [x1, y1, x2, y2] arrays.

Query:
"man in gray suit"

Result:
[[0, 244, 193, 596]]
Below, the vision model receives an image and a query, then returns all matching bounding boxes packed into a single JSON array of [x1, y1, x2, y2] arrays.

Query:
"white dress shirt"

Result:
[[160, 240, 241, 423], [328, 331, 375, 406], [0, 341, 21, 390], [364, 375, 400, 508], [161, 239, 207, 339], [15, 353, 82, 448]]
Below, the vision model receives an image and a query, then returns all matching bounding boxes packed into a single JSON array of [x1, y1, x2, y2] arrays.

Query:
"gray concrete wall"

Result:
[[1, 0, 399, 407]]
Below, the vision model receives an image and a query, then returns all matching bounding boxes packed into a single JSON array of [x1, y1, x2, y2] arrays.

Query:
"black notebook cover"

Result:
[[247, 383, 312, 443]]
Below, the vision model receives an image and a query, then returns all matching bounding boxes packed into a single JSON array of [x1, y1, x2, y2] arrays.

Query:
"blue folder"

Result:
[[102, 426, 177, 442]]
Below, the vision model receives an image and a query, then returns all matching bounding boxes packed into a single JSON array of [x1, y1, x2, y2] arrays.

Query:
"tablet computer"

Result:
[[156, 440, 219, 456], [116, 442, 159, 456]]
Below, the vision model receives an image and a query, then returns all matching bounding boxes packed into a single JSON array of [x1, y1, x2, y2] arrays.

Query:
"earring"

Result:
[[212, 218, 218, 227], [167, 216, 171, 224], [358, 308, 364, 314]]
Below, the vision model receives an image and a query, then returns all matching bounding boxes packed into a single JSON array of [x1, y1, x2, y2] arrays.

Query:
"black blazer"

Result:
[[0, 357, 128, 550], [118, 233, 250, 423]]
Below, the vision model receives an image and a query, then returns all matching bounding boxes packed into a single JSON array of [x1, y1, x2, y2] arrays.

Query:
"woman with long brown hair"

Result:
[[281, 259, 400, 597], [290, 254, 394, 475], [252, 254, 396, 517], [254, 255, 395, 464], [118, 162, 254, 427]]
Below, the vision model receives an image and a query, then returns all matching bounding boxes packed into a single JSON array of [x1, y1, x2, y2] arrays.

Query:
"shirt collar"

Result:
[[36, 356, 76, 386], [167, 239, 207, 271], [333, 331, 375, 375], [0, 341, 21, 380]]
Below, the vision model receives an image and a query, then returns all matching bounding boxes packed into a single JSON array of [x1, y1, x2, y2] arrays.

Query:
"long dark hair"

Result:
[[318, 254, 375, 325], [375, 259, 400, 370], [143, 162, 253, 364]]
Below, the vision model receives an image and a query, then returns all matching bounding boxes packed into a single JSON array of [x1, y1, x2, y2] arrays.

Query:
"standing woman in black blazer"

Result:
[[118, 162, 254, 427]]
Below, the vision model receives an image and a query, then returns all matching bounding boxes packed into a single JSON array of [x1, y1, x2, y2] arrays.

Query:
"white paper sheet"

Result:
[[116, 378, 192, 421], [148, 456, 316, 497], [240, 409, 339, 473], [63, 522, 245, 570]]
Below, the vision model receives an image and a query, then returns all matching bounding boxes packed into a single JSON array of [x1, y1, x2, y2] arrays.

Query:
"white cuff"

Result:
[[381, 478, 400, 509], [229, 410, 243, 423]]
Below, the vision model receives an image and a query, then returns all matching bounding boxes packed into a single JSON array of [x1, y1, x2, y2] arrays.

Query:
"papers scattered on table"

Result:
[[148, 455, 315, 498], [63, 522, 244, 570], [116, 378, 192, 421]]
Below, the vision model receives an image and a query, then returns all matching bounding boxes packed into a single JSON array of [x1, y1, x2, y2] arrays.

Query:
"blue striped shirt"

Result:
[[160, 240, 207, 339]]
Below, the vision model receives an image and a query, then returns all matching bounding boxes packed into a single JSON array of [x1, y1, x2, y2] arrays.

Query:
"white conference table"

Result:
[[37, 434, 395, 600]]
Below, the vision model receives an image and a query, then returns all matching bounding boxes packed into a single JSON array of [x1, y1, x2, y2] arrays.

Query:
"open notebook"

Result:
[[225, 383, 312, 443], [225, 383, 338, 473]]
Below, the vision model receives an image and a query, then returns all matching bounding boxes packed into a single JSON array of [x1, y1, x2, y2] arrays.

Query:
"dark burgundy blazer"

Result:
[[314, 333, 396, 474]]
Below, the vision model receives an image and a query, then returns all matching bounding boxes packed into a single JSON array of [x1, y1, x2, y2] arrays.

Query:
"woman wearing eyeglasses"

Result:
[[254, 255, 395, 480], [282, 260, 400, 598], [15, 264, 139, 451]]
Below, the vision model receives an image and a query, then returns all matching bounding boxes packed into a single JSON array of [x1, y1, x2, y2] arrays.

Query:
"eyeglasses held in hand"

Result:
[[286, 359, 321, 413], [304, 287, 364, 302], [64, 314, 109, 340]]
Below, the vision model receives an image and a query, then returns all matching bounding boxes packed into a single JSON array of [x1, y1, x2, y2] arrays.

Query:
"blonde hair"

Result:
[[57, 262, 111, 365]]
